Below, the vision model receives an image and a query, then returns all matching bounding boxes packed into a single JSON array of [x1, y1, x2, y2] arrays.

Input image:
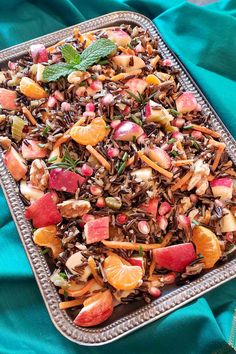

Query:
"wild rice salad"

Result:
[[1, 25, 236, 327]]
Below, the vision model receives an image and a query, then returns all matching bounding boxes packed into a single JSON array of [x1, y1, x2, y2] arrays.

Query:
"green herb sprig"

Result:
[[43, 39, 117, 82], [126, 90, 158, 108], [47, 149, 82, 172]]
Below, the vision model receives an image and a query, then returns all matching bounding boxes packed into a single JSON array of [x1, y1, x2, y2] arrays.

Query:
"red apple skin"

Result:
[[139, 198, 159, 218], [176, 92, 198, 113], [73, 290, 113, 327], [210, 177, 233, 199], [106, 29, 131, 47], [21, 140, 47, 160], [3, 147, 27, 181], [153, 243, 196, 272], [0, 88, 17, 110], [128, 257, 145, 272], [147, 146, 171, 169], [113, 121, 144, 141], [126, 78, 147, 95], [30, 44, 48, 64]]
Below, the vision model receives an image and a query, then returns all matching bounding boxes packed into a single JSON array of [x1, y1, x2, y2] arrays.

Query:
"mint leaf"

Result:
[[75, 39, 116, 71], [61, 44, 81, 64], [43, 63, 74, 82]]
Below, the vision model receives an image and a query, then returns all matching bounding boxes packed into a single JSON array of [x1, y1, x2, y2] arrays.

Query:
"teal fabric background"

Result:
[[0, 1, 236, 353]]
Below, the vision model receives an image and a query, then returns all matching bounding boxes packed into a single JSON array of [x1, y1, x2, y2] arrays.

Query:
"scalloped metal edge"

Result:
[[0, 11, 236, 346]]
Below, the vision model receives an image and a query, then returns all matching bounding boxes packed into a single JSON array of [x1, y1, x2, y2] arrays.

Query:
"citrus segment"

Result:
[[20, 77, 48, 99], [33, 225, 62, 258], [192, 226, 221, 269], [70, 117, 107, 146], [103, 254, 143, 290]]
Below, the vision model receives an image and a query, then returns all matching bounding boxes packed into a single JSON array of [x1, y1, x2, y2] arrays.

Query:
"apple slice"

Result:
[[126, 78, 147, 95], [139, 197, 158, 218], [49, 168, 85, 193], [30, 44, 48, 64], [112, 55, 145, 72], [159, 202, 172, 216], [20, 181, 44, 201], [73, 290, 113, 327], [106, 29, 131, 47], [131, 167, 153, 182], [84, 216, 109, 244], [22, 140, 48, 160], [146, 146, 171, 169], [145, 100, 173, 128], [66, 251, 91, 282], [113, 121, 144, 141], [220, 208, 236, 232], [210, 177, 233, 200], [153, 243, 196, 272], [176, 92, 198, 113], [128, 256, 145, 272], [0, 88, 17, 110], [3, 147, 27, 181]]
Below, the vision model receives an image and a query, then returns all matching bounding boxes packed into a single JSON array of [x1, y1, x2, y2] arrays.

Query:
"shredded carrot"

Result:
[[97, 74, 107, 81], [41, 111, 50, 123], [207, 174, 215, 181], [146, 44, 153, 55], [22, 106, 37, 126], [47, 39, 67, 53], [53, 118, 85, 149], [212, 143, 225, 171], [86, 145, 111, 171], [73, 27, 80, 40], [66, 279, 96, 298], [174, 159, 194, 167], [102, 232, 172, 251], [59, 298, 84, 310], [176, 141, 187, 159], [148, 258, 156, 279], [202, 210, 211, 224], [171, 170, 193, 192], [118, 46, 134, 55], [88, 256, 104, 287], [191, 124, 220, 138], [126, 155, 135, 167], [137, 151, 173, 179], [111, 70, 142, 82]]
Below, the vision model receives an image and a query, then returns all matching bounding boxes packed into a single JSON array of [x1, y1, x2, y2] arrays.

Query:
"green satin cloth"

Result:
[[0, 1, 236, 353]]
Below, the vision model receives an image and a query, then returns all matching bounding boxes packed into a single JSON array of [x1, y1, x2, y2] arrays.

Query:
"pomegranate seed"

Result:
[[116, 213, 128, 224], [171, 131, 184, 141], [159, 202, 172, 216], [47, 96, 57, 108], [137, 133, 147, 145], [138, 221, 150, 235], [90, 184, 102, 196], [107, 147, 119, 158], [148, 287, 161, 298], [111, 120, 121, 129], [54, 90, 64, 102], [190, 194, 198, 203], [156, 215, 168, 231], [162, 273, 176, 284], [86, 103, 95, 112], [102, 93, 114, 106], [172, 118, 185, 128], [162, 59, 172, 66], [191, 130, 203, 140], [96, 197, 105, 208], [81, 164, 93, 177], [61, 102, 71, 111]]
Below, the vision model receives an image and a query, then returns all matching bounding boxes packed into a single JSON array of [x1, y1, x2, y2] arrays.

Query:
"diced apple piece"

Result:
[[210, 177, 233, 200], [176, 92, 198, 113], [145, 100, 173, 129], [131, 167, 153, 182], [126, 78, 147, 95], [113, 121, 144, 141], [153, 243, 196, 272], [159, 202, 172, 216], [73, 290, 113, 327], [22, 140, 48, 160], [48, 147, 62, 164], [112, 55, 145, 73], [128, 256, 145, 272], [106, 29, 131, 47], [49, 168, 85, 193], [30, 44, 48, 64], [84, 216, 109, 244], [220, 208, 236, 232], [20, 180, 44, 201], [0, 88, 17, 110], [156, 215, 168, 231], [3, 147, 27, 181], [66, 251, 91, 282], [139, 198, 158, 218], [146, 146, 171, 169], [86, 80, 103, 96]]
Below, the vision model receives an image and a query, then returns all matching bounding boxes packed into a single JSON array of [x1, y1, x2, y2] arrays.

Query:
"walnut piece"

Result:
[[57, 200, 91, 218], [30, 159, 49, 191], [0, 136, 11, 149]]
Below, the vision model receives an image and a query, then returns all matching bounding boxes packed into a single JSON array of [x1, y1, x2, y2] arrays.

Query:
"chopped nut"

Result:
[[0, 115, 6, 125], [178, 196, 192, 214], [30, 159, 49, 191], [57, 199, 91, 218], [0, 136, 11, 149], [188, 159, 210, 195], [67, 71, 90, 84]]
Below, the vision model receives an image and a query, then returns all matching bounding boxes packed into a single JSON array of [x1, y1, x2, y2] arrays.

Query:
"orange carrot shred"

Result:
[[66, 279, 96, 298], [22, 106, 37, 126], [111, 70, 142, 82], [86, 145, 111, 171], [212, 144, 225, 171], [171, 170, 193, 192], [176, 141, 187, 159], [137, 151, 173, 179], [126, 155, 135, 167], [191, 124, 220, 138], [202, 210, 211, 224], [149, 258, 156, 279], [47, 39, 67, 53], [88, 256, 104, 287], [207, 174, 215, 181], [53, 118, 85, 149], [59, 298, 84, 310], [174, 159, 194, 167]]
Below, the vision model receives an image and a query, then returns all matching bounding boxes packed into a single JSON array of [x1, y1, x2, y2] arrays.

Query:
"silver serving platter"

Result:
[[0, 11, 236, 346]]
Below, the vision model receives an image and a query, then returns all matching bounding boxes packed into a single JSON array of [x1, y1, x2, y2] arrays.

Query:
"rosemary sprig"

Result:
[[126, 89, 158, 108], [47, 149, 82, 172], [117, 152, 129, 175], [131, 114, 143, 126]]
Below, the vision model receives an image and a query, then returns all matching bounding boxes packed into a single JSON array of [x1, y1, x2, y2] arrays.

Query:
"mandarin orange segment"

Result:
[[33, 225, 62, 258], [70, 117, 108, 146], [20, 77, 48, 99], [103, 254, 143, 290], [192, 226, 221, 269], [146, 74, 161, 85]]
